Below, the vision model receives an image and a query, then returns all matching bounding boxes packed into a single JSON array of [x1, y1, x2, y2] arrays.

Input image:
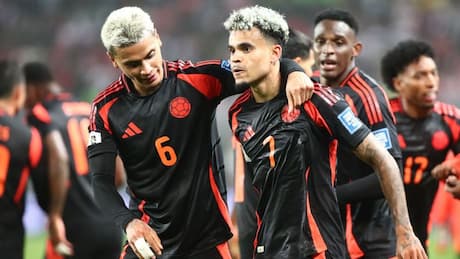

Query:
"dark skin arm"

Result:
[[352, 134, 427, 259], [45, 130, 73, 255]]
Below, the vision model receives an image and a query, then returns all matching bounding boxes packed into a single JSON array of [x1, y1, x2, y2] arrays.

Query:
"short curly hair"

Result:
[[380, 40, 435, 91], [223, 5, 289, 45], [314, 8, 359, 35]]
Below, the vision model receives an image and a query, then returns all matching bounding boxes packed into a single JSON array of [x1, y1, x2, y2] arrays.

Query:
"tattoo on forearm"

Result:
[[355, 136, 411, 227]]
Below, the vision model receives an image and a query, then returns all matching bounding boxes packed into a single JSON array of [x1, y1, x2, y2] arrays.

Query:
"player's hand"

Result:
[[126, 218, 163, 259], [285, 71, 314, 113], [395, 225, 427, 259], [431, 162, 455, 180], [48, 214, 74, 256], [445, 175, 460, 199]]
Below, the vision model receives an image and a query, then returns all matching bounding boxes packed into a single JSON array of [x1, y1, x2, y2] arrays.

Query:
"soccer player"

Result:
[[0, 60, 68, 259], [225, 5, 425, 259], [231, 26, 317, 259], [24, 62, 124, 258], [283, 28, 316, 76], [312, 9, 405, 258], [381, 39, 460, 250], [88, 6, 313, 259]]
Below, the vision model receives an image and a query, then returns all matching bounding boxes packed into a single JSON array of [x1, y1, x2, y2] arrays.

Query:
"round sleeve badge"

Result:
[[169, 97, 191, 118]]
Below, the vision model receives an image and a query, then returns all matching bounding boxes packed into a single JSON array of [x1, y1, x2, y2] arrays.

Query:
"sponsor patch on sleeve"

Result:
[[337, 107, 363, 134], [221, 59, 232, 72], [372, 128, 392, 150], [87, 131, 102, 146]]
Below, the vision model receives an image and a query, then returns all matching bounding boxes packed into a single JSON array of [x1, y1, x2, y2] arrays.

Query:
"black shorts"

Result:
[[121, 241, 231, 259]]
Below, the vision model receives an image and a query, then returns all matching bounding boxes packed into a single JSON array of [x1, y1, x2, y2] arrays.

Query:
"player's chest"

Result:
[[396, 114, 451, 154], [236, 104, 309, 161]]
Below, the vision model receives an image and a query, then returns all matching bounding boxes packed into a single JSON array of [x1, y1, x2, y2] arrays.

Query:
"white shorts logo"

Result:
[[87, 131, 102, 146]]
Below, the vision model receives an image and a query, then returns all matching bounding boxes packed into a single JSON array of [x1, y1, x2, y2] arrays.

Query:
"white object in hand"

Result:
[[55, 242, 72, 256], [134, 238, 155, 259]]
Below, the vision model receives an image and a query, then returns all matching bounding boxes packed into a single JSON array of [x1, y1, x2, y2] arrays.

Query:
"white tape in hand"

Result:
[[134, 238, 155, 259], [55, 242, 72, 256]]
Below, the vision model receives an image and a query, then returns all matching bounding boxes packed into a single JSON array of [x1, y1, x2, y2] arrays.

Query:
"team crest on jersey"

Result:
[[372, 128, 392, 150], [338, 107, 363, 134], [221, 59, 231, 72], [432, 130, 449, 150], [281, 105, 300, 123], [87, 131, 102, 146], [169, 97, 191, 118]]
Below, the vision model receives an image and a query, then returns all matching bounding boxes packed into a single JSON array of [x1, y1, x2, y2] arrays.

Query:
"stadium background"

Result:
[[1, 0, 459, 258]]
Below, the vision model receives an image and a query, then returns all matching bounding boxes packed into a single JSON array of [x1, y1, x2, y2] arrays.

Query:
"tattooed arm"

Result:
[[353, 134, 427, 259]]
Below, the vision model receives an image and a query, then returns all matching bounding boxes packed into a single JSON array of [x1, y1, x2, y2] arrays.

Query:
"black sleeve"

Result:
[[279, 58, 306, 88], [90, 152, 137, 231], [336, 157, 403, 204]]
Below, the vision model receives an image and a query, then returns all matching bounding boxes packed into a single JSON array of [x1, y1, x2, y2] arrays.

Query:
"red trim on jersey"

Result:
[[303, 102, 333, 135], [93, 79, 124, 104], [345, 204, 365, 259], [339, 67, 358, 87], [14, 167, 29, 204], [216, 242, 232, 259], [45, 239, 64, 259], [435, 102, 460, 143], [32, 103, 52, 124], [119, 244, 129, 259], [305, 168, 327, 254], [389, 98, 403, 113], [253, 212, 262, 255], [137, 200, 151, 224], [344, 94, 358, 115], [177, 74, 222, 100], [209, 165, 232, 227], [229, 90, 251, 118], [29, 127, 42, 168], [314, 84, 339, 105], [313, 251, 327, 259], [348, 76, 382, 125], [329, 140, 338, 184], [98, 98, 118, 135]]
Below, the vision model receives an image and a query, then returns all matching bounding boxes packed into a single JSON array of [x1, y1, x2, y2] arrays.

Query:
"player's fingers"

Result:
[[132, 238, 155, 259], [287, 92, 294, 113], [145, 231, 163, 255]]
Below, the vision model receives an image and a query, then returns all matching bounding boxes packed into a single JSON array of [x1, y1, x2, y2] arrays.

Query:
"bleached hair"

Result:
[[100, 6, 156, 55], [223, 5, 289, 45]]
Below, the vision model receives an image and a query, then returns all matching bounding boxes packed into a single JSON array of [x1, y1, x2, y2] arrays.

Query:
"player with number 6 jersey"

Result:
[[88, 6, 312, 259]]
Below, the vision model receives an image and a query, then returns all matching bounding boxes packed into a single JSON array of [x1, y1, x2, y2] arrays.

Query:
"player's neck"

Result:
[[321, 64, 356, 88], [0, 101, 15, 116], [401, 98, 432, 119], [251, 69, 281, 103]]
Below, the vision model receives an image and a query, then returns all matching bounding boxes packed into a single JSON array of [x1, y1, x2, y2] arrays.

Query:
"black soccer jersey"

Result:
[[332, 68, 401, 258], [88, 59, 242, 257], [391, 98, 460, 248], [27, 93, 122, 258], [229, 84, 370, 258], [0, 110, 42, 258]]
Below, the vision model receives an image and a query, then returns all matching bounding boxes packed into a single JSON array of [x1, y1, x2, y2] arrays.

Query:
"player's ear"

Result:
[[352, 41, 362, 58], [393, 76, 402, 92], [272, 44, 282, 63], [106, 52, 118, 68]]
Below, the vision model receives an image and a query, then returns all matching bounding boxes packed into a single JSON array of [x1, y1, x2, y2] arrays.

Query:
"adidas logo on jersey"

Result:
[[122, 122, 143, 139]]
